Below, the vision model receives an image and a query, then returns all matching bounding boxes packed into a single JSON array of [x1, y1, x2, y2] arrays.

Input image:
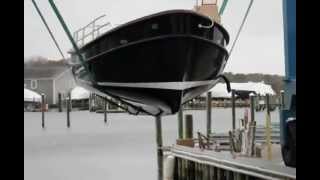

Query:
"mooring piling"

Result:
[[155, 115, 163, 180], [58, 92, 62, 112], [185, 114, 193, 139], [249, 94, 256, 156], [104, 99, 107, 124], [41, 93, 45, 129], [265, 94, 272, 160], [231, 90, 236, 130], [280, 90, 285, 109], [178, 108, 183, 139], [206, 92, 212, 137], [67, 92, 71, 128]]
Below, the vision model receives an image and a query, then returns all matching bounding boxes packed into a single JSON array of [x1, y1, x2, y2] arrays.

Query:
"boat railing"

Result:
[[73, 14, 111, 47]]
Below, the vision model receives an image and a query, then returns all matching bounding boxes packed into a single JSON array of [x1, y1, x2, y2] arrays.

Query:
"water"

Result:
[[24, 108, 279, 180]]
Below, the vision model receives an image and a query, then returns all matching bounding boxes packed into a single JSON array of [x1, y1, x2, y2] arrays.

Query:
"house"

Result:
[[24, 62, 76, 106]]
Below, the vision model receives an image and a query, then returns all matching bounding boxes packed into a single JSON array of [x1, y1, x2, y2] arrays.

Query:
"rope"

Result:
[[48, 0, 94, 83], [31, 0, 66, 60], [228, 0, 254, 57], [219, 0, 229, 16]]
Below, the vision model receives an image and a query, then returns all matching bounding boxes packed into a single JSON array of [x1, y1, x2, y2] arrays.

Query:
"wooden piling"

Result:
[[41, 93, 45, 129], [185, 114, 193, 139], [67, 92, 71, 128], [178, 108, 183, 139], [155, 115, 163, 180], [280, 90, 285, 109], [250, 95, 255, 124], [58, 92, 62, 112], [207, 92, 212, 137], [89, 93, 92, 111], [104, 99, 107, 124], [249, 95, 256, 156], [265, 94, 272, 160], [231, 90, 236, 130]]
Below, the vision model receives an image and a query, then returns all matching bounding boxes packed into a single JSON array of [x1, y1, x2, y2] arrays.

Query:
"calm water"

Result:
[[24, 108, 279, 180]]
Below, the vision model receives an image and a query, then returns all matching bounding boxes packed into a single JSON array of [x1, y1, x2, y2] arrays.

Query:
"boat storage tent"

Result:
[[24, 88, 41, 102], [71, 86, 90, 100], [201, 82, 276, 98]]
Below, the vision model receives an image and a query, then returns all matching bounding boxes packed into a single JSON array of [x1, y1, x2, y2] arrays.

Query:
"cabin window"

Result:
[[31, 80, 38, 89]]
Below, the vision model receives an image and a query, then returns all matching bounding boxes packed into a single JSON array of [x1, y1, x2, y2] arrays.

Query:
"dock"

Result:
[[164, 145, 295, 180], [159, 92, 295, 180]]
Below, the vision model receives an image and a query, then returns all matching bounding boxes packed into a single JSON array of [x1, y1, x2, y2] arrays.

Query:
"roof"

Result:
[[24, 65, 69, 79], [201, 82, 275, 98], [24, 88, 41, 102]]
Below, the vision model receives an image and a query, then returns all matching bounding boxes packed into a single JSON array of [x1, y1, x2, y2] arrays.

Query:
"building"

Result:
[[24, 63, 76, 106]]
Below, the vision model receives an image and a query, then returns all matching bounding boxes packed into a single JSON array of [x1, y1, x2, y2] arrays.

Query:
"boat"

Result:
[[70, 9, 230, 116]]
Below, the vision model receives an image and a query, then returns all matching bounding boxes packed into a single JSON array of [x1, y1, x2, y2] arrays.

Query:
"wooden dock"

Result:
[[164, 145, 296, 180], [209, 124, 280, 147]]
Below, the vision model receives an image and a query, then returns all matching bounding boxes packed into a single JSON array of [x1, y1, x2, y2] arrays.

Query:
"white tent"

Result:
[[201, 81, 276, 98], [71, 86, 90, 100], [24, 88, 41, 102]]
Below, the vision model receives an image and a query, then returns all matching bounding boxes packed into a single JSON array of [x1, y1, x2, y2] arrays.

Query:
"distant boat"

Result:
[[70, 9, 229, 116]]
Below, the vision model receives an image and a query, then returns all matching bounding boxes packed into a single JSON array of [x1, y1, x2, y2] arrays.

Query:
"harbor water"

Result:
[[24, 108, 279, 180]]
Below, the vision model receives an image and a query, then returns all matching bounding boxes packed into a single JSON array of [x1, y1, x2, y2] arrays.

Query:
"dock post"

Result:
[[249, 94, 256, 156], [265, 94, 272, 160], [185, 114, 193, 139], [67, 92, 71, 128], [41, 93, 45, 129], [58, 92, 62, 112], [231, 90, 236, 130], [178, 108, 183, 139], [206, 92, 212, 137], [155, 115, 163, 180], [280, 90, 285, 109], [104, 98, 107, 124], [185, 114, 194, 180], [89, 93, 92, 111]]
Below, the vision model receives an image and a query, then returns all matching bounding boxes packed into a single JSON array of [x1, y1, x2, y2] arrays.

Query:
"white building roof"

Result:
[[201, 81, 275, 98], [24, 88, 41, 102], [71, 86, 90, 100]]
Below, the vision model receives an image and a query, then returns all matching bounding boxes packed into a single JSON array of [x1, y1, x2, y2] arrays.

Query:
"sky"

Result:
[[24, 0, 285, 75]]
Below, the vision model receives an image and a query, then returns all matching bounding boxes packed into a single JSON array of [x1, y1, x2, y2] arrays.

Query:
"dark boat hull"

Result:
[[71, 10, 229, 116]]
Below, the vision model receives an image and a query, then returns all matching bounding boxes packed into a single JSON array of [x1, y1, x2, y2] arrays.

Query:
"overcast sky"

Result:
[[24, 0, 285, 75]]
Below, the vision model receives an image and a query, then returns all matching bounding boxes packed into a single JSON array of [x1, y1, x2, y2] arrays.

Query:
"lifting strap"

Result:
[[228, 0, 254, 57]]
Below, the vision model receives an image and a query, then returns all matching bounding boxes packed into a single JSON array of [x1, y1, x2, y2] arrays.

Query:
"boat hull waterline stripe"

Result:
[[92, 80, 219, 90]]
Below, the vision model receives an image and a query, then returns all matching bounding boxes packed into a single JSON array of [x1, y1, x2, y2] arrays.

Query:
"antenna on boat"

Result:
[[30, 0, 65, 60], [47, 0, 94, 83]]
